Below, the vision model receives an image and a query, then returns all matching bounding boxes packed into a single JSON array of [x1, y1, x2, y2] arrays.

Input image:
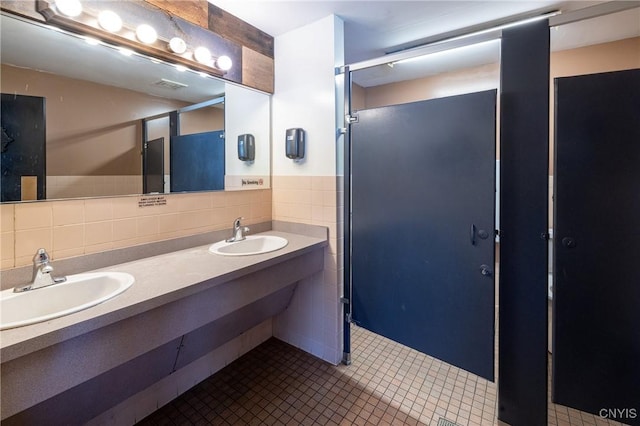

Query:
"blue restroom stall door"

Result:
[[553, 69, 640, 424], [170, 130, 225, 192], [351, 90, 496, 381]]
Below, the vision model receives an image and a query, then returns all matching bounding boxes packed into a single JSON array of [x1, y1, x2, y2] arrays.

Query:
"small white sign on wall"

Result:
[[138, 195, 167, 207]]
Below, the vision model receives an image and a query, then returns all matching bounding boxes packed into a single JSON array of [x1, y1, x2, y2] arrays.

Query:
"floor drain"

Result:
[[437, 418, 460, 426]]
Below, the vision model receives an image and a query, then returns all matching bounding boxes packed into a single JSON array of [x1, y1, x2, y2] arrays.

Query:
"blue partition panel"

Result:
[[170, 130, 225, 192], [351, 90, 496, 381]]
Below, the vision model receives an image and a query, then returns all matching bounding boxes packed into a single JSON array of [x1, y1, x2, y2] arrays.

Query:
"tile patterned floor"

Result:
[[139, 325, 626, 426]]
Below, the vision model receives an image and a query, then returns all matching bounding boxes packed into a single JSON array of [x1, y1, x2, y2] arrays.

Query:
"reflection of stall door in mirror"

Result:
[[143, 137, 164, 194], [0, 93, 46, 202], [170, 130, 225, 192]]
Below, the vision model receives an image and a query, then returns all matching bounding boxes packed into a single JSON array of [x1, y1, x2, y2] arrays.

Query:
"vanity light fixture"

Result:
[[37, 0, 235, 76], [135, 24, 157, 44], [216, 55, 233, 71], [54, 0, 82, 17], [194, 46, 212, 65], [168, 37, 187, 54], [98, 10, 122, 33]]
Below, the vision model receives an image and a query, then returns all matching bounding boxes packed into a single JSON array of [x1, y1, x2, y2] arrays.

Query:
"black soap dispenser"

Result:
[[285, 128, 305, 160]]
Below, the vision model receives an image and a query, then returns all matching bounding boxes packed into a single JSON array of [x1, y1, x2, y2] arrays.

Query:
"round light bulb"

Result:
[[98, 10, 122, 33], [168, 37, 187, 54], [55, 0, 82, 17], [136, 24, 157, 44], [216, 55, 232, 71], [194, 46, 212, 65]]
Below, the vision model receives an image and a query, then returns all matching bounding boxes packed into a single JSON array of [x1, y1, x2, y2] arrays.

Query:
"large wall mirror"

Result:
[[0, 11, 270, 203]]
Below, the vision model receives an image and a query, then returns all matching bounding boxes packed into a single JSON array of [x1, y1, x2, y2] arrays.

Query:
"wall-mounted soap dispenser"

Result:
[[285, 128, 305, 160], [238, 134, 255, 162]]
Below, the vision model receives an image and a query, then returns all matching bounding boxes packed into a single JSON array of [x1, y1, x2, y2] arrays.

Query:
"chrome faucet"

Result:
[[14, 248, 67, 293], [226, 217, 250, 242]]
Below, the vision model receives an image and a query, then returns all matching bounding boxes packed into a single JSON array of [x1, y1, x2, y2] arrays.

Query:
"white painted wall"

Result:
[[272, 15, 344, 177], [271, 15, 345, 365]]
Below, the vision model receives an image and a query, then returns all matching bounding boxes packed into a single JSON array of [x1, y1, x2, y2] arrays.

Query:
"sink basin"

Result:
[[209, 235, 288, 256], [0, 272, 134, 330]]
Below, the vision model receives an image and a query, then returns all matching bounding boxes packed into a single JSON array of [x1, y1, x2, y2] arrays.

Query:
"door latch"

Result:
[[471, 224, 490, 245], [480, 264, 493, 277]]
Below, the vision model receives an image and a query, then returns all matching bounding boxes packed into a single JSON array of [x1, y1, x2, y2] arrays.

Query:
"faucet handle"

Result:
[[233, 216, 244, 227], [33, 248, 50, 265]]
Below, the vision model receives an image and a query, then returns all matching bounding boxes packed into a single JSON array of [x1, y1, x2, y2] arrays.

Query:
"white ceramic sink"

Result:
[[209, 235, 288, 256], [0, 272, 134, 330]]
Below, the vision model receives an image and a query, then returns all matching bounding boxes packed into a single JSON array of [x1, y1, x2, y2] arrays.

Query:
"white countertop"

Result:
[[0, 231, 326, 362]]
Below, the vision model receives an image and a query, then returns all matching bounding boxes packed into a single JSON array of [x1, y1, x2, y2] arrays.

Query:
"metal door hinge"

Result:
[[345, 114, 359, 125], [340, 297, 349, 304], [345, 313, 353, 323]]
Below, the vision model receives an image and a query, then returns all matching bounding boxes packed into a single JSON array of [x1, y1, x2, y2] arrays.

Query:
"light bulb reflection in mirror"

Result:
[[84, 37, 100, 46]]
